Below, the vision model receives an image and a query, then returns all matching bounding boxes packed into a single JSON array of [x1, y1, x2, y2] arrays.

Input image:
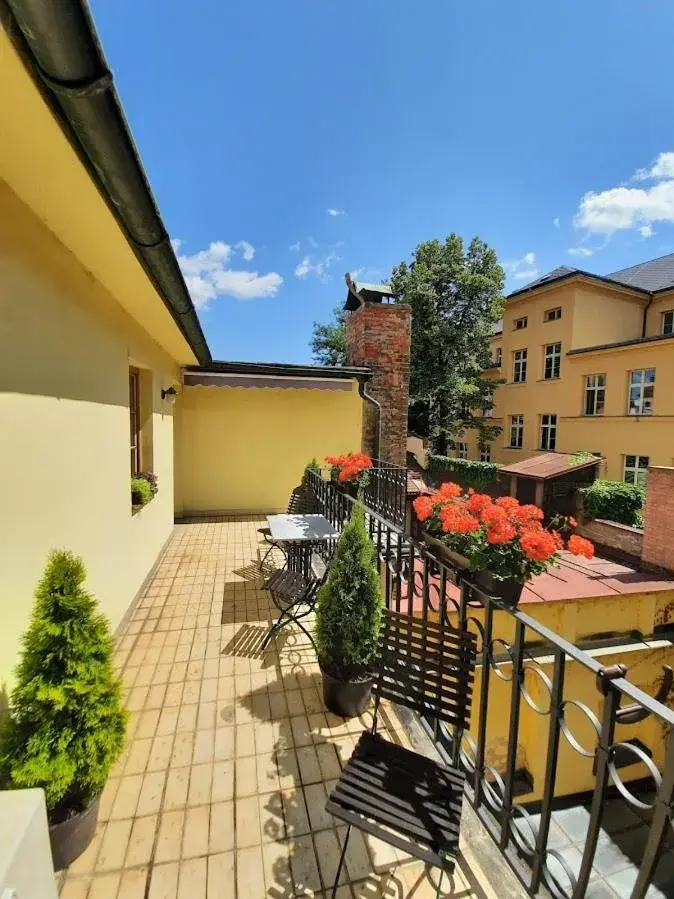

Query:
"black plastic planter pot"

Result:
[[321, 668, 373, 718], [49, 794, 100, 871]]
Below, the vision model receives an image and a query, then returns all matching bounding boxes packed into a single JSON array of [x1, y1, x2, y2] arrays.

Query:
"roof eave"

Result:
[[185, 360, 372, 382], [507, 270, 651, 302], [1, 0, 211, 364]]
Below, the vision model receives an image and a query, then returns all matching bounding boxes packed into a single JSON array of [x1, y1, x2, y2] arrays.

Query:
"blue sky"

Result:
[[90, 0, 674, 363]]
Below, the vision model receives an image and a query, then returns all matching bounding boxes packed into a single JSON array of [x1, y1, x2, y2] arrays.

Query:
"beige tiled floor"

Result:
[[60, 517, 492, 898]]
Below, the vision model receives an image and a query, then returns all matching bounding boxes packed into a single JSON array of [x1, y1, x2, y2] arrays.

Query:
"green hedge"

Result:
[[578, 479, 645, 527], [427, 455, 500, 490]]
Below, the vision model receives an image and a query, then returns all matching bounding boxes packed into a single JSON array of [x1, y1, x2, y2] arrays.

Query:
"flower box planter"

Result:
[[424, 531, 524, 607], [423, 532, 470, 572], [415, 484, 594, 613]]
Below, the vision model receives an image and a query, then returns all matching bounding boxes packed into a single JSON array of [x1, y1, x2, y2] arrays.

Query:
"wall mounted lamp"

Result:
[[161, 386, 178, 403]]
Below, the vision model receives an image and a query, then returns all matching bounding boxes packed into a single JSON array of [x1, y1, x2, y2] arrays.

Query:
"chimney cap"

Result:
[[344, 272, 394, 311]]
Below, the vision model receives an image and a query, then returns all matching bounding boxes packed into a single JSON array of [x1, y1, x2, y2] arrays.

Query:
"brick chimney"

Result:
[[344, 274, 412, 466], [641, 467, 674, 573]]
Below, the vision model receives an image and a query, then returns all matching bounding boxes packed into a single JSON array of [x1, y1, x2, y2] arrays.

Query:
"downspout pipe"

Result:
[[642, 294, 653, 338], [356, 375, 381, 460], [1, 0, 211, 364]]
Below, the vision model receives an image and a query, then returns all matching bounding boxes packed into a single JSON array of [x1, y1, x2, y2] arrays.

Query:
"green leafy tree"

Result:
[[0, 551, 127, 816], [390, 235, 505, 455], [310, 237, 504, 454], [310, 305, 348, 365], [315, 502, 383, 680]]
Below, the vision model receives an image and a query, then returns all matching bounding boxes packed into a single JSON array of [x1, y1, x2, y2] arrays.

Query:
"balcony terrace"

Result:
[[58, 516, 508, 899]]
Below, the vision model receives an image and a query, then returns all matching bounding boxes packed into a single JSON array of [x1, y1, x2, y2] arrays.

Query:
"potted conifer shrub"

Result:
[[0, 550, 127, 870], [315, 500, 384, 717]]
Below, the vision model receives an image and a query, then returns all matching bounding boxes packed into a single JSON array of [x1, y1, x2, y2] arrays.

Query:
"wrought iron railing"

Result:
[[321, 458, 407, 528], [307, 469, 674, 899]]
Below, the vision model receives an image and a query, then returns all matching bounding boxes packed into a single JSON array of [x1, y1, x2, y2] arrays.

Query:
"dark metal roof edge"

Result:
[[499, 454, 603, 481], [184, 360, 372, 381], [567, 333, 674, 356], [507, 269, 651, 301], [1, 0, 211, 364]]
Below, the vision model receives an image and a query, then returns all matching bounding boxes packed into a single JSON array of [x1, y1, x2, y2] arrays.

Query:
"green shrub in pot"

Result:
[[315, 501, 383, 717], [0, 550, 127, 867]]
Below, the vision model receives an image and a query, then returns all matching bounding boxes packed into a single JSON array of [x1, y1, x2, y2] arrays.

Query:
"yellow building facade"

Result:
[[460, 265, 674, 483]]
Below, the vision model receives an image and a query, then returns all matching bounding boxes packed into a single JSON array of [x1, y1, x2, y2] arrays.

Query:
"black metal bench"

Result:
[[326, 610, 477, 896], [261, 552, 327, 650]]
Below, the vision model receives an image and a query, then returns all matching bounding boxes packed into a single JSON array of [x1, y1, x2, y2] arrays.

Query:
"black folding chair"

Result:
[[261, 552, 328, 650], [326, 610, 477, 897], [258, 487, 313, 570]]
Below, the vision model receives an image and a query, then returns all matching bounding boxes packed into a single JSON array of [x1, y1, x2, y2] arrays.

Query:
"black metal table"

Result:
[[266, 513, 338, 574]]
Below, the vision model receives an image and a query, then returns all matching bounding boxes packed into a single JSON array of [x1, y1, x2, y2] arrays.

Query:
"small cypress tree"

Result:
[[315, 502, 384, 680], [0, 550, 127, 818]]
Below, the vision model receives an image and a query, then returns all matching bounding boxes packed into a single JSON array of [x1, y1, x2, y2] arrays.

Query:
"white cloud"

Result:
[[504, 252, 539, 281], [639, 225, 654, 238], [568, 246, 594, 258], [634, 152, 674, 181], [573, 150, 674, 237], [294, 249, 340, 282], [553, 217, 560, 228], [289, 241, 301, 252], [174, 239, 282, 307], [236, 240, 255, 261], [307, 236, 319, 248], [326, 208, 346, 217], [294, 257, 312, 278]]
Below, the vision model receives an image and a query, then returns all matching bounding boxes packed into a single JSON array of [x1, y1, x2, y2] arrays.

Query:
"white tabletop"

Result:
[[266, 513, 339, 542]]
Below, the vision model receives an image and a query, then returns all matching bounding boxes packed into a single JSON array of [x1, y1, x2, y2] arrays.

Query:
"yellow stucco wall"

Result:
[[174, 383, 363, 515], [464, 639, 672, 803], [438, 595, 674, 801], [463, 278, 674, 480], [0, 179, 181, 688]]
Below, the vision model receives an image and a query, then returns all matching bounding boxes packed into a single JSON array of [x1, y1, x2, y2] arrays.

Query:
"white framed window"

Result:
[[480, 447, 491, 462], [540, 414, 557, 450], [494, 347, 502, 367], [544, 307, 562, 322], [544, 342, 562, 380], [584, 374, 606, 416], [624, 454, 649, 488], [514, 316, 528, 330], [483, 407, 494, 419], [628, 369, 655, 415], [662, 310, 674, 335], [458, 442, 468, 460], [513, 349, 527, 383], [509, 415, 524, 449]]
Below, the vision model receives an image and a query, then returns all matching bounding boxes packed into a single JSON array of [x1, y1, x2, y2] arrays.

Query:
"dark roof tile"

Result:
[[607, 252, 674, 292]]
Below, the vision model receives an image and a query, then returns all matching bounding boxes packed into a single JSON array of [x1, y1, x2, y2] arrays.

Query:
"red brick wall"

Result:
[[346, 303, 411, 465], [642, 467, 674, 573]]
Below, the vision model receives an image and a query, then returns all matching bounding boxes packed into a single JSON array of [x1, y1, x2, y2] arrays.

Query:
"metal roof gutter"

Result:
[[507, 270, 651, 301], [1, 0, 211, 364], [184, 360, 372, 381]]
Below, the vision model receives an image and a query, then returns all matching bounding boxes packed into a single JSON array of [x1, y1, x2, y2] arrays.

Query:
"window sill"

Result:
[[131, 495, 157, 516], [536, 378, 561, 383], [507, 381, 528, 387]]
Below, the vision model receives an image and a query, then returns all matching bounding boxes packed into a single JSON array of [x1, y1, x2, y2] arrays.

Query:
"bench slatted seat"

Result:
[[325, 610, 477, 897]]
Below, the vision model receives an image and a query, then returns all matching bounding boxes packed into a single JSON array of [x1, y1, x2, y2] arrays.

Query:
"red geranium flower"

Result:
[[567, 534, 595, 558], [520, 530, 557, 562]]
